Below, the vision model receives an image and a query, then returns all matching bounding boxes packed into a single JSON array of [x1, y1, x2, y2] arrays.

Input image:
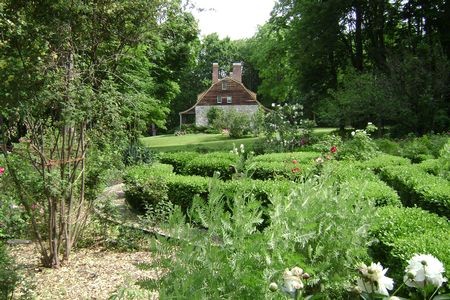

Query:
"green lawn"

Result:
[[141, 133, 260, 152], [141, 128, 336, 152]]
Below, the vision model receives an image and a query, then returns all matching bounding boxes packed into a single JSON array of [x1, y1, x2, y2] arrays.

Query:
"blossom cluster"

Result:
[[230, 143, 245, 155], [269, 266, 310, 298], [357, 254, 447, 298], [404, 254, 447, 288]]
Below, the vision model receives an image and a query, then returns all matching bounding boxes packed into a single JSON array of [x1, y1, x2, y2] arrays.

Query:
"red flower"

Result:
[[292, 159, 298, 164], [291, 167, 301, 173], [330, 146, 337, 153], [0, 167, 5, 176]]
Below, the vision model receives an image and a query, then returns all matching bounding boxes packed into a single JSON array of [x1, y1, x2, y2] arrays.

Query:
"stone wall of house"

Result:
[[195, 105, 259, 127]]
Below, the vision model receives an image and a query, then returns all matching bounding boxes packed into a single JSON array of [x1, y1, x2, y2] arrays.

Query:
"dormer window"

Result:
[[217, 96, 222, 104], [222, 81, 228, 90], [227, 96, 232, 104]]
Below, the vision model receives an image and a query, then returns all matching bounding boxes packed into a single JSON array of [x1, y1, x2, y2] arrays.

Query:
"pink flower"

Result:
[[0, 167, 5, 176], [292, 159, 298, 164], [330, 146, 337, 153]]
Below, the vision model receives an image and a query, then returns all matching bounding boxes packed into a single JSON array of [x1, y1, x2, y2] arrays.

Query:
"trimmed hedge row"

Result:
[[158, 152, 200, 173], [246, 161, 313, 180], [123, 164, 296, 213], [417, 159, 441, 176], [357, 154, 410, 174], [250, 151, 320, 163], [184, 153, 238, 180], [341, 180, 402, 207], [369, 206, 450, 282], [324, 161, 401, 207], [380, 165, 450, 218], [158, 152, 238, 179]]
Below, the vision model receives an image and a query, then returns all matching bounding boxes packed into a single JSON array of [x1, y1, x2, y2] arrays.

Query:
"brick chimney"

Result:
[[212, 63, 219, 83], [232, 63, 242, 83]]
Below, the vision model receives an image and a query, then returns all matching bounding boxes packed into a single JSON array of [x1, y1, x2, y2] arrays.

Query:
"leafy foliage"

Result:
[[369, 206, 450, 284]]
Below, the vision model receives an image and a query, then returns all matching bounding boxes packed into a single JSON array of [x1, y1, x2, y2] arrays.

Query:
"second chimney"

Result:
[[232, 63, 242, 83], [212, 63, 219, 83]]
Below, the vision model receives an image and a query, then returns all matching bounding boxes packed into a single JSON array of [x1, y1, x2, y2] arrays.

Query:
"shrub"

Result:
[[323, 160, 379, 182], [122, 141, 154, 166], [123, 164, 174, 212], [158, 152, 199, 173], [182, 152, 237, 179], [374, 138, 402, 156], [369, 206, 450, 282], [338, 124, 380, 161], [380, 165, 450, 218], [358, 154, 411, 174], [250, 151, 320, 163], [247, 161, 313, 180], [0, 243, 19, 300], [399, 134, 449, 162], [212, 109, 251, 139], [152, 174, 376, 299], [220, 179, 295, 206], [417, 159, 440, 176], [166, 175, 209, 212], [206, 106, 223, 126], [341, 179, 401, 207]]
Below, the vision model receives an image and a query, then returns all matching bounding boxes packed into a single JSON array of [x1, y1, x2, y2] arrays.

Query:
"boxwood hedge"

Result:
[[357, 154, 411, 174], [369, 206, 450, 282], [158, 152, 200, 173], [380, 165, 450, 218]]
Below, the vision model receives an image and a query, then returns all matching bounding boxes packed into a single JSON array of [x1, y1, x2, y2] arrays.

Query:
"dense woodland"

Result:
[[1, 0, 449, 140]]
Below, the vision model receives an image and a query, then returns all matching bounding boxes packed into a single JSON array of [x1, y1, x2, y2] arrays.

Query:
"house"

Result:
[[179, 63, 266, 128]]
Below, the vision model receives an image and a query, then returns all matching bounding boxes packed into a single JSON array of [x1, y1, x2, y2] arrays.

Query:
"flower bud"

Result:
[[269, 282, 278, 292]]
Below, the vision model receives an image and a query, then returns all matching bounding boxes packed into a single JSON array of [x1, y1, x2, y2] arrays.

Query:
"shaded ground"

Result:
[[9, 184, 163, 300]]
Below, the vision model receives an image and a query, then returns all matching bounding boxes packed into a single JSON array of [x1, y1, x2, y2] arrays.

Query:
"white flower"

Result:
[[271, 103, 276, 107], [291, 267, 303, 277], [283, 269, 304, 293], [404, 254, 447, 288], [351, 131, 355, 136], [357, 262, 394, 296], [239, 144, 245, 153]]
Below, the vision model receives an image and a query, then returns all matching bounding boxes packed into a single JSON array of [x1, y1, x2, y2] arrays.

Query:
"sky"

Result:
[[189, 0, 276, 40]]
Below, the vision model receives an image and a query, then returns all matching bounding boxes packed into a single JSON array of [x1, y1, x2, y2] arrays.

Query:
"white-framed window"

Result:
[[227, 96, 232, 104], [222, 81, 228, 90], [217, 95, 222, 104]]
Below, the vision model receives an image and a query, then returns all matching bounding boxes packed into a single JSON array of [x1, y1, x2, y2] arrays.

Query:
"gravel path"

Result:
[[10, 184, 163, 300]]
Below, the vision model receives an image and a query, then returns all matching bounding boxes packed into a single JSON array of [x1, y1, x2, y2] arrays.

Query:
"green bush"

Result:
[[380, 165, 450, 218], [417, 159, 440, 175], [374, 138, 402, 156], [152, 174, 376, 299], [123, 164, 174, 212], [158, 151, 200, 173], [358, 154, 411, 174], [341, 179, 401, 207], [323, 160, 379, 182], [166, 175, 209, 211], [246, 161, 313, 180], [123, 163, 173, 184], [220, 179, 295, 206], [182, 152, 237, 179], [0, 243, 19, 300], [369, 206, 450, 282], [250, 151, 320, 163], [399, 134, 449, 162], [122, 141, 154, 166]]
